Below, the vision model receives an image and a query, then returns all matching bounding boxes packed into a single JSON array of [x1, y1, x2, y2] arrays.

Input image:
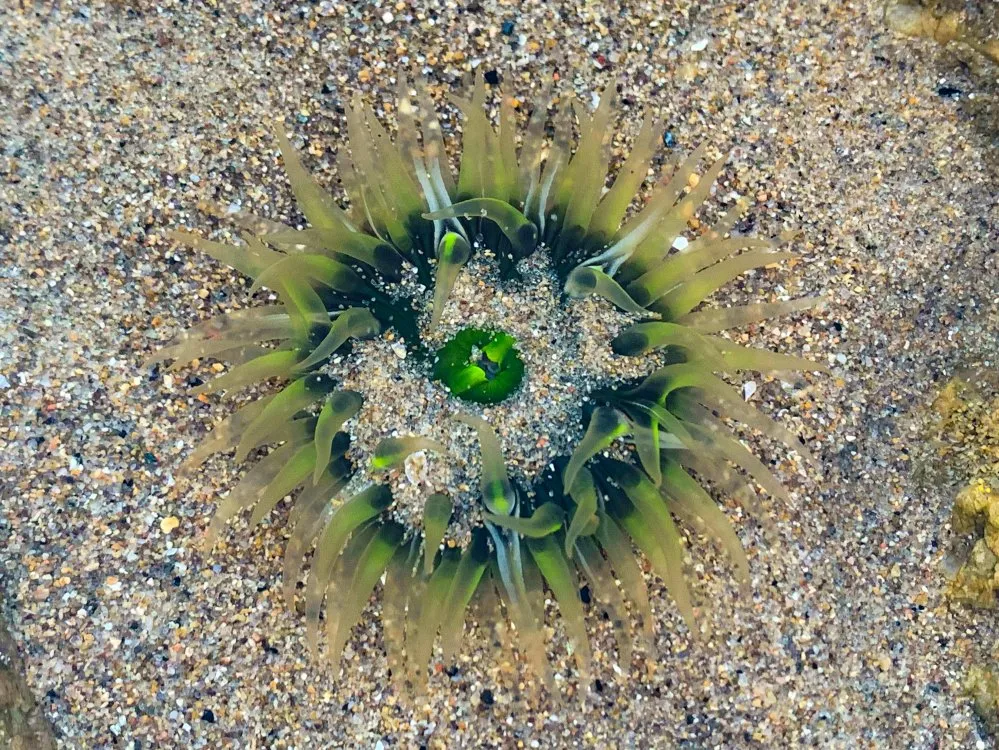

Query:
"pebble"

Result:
[[160, 516, 180, 534]]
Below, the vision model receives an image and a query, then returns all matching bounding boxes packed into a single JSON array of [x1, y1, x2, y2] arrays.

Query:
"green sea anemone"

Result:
[[151, 71, 826, 694]]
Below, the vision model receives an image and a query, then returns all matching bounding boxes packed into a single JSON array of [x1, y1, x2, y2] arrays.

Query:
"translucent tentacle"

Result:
[[371, 435, 447, 471], [708, 337, 830, 374], [304, 484, 393, 652], [424, 198, 539, 258], [574, 535, 636, 664], [204, 438, 307, 546], [650, 251, 795, 321], [422, 493, 453, 575], [312, 391, 363, 484], [585, 114, 660, 242], [678, 297, 825, 333], [294, 308, 380, 372], [168, 229, 284, 278], [627, 237, 770, 307], [486, 524, 556, 691], [675, 379, 819, 468], [245, 441, 319, 527], [456, 413, 516, 515], [563, 407, 629, 494], [235, 374, 335, 462], [526, 533, 592, 677], [273, 125, 356, 233], [309, 521, 380, 654], [281, 461, 353, 606], [601, 460, 696, 630], [180, 395, 275, 473], [660, 459, 750, 587], [594, 511, 655, 638], [565, 266, 649, 314], [430, 232, 472, 329], [483, 502, 564, 538], [326, 522, 405, 666], [439, 528, 491, 663], [622, 407, 663, 485], [619, 154, 731, 282], [382, 538, 419, 689], [249, 254, 377, 300], [194, 348, 302, 397], [262, 227, 405, 281], [408, 547, 460, 690], [564, 467, 599, 558]]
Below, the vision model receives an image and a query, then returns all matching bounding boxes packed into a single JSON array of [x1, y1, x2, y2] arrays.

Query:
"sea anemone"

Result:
[[151, 71, 825, 694]]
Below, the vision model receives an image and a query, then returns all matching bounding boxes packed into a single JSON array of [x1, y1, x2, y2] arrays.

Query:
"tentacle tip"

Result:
[[517, 223, 539, 254], [142, 354, 165, 370], [610, 332, 647, 357], [200, 530, 220, 554]]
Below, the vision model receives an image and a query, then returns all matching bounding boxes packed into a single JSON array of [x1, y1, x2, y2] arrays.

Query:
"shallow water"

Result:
[[1, 0, 998, 747]]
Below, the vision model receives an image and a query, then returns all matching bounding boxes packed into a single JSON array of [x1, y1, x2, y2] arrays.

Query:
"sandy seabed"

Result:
[[2, 0, 998, 747]]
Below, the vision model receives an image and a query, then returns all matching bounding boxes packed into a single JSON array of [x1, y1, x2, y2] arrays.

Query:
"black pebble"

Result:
[[480, 688, 495, 706], [484, 70, 501, 85], [937, 85, 962, 98], [201, 709, 215, 723]]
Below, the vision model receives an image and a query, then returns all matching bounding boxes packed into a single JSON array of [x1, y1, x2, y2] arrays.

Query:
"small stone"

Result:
[[404, 451, 428, 485], [501, 20, 515, 35], [160, 516, 180, 534], [742, 381, 757, 401], [484, 69, 500, 85], [690, 38, 710, 52]]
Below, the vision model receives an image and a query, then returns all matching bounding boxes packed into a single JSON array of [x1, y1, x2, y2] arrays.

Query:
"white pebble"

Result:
[[742, 381, 757, 401], [404, 451, 428, 485], [672, 235, 689, 251], [690, 38, 710, 52]]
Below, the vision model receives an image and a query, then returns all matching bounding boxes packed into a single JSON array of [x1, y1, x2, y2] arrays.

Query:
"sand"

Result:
[[1, 0, 998, 747]]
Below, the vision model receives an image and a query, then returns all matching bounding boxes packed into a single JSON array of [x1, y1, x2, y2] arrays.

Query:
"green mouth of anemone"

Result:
[[432, 327, 525, 404]]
